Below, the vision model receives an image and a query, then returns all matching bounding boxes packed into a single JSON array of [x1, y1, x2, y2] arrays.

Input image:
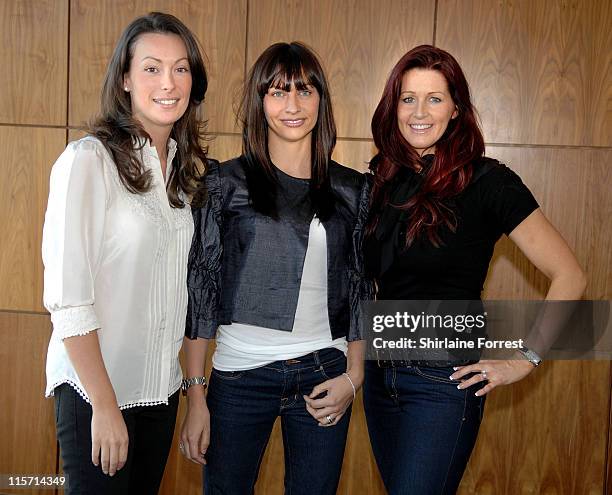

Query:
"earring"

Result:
[[124, 87, 129, 92]]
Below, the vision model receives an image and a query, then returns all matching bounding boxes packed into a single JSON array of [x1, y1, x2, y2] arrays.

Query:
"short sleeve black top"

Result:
[[371, 158, 539, 301]]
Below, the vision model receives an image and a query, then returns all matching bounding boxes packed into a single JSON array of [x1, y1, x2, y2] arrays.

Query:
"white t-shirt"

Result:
[[213, 217, 347, 371]]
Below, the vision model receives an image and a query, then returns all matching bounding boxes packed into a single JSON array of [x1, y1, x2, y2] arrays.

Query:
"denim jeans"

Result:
[[54, 384, 179, 495], [363, 361, 485, 495], [204, 347, 351, 495]]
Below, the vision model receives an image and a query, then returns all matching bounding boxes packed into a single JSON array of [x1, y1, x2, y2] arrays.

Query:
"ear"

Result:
[[451, 107, 459, 119]]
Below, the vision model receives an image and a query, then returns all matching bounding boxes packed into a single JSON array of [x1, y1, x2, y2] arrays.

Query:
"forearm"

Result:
[[63, 331, 117, 408], [345, 339, 365, 387], [182, 336, 210, 401]]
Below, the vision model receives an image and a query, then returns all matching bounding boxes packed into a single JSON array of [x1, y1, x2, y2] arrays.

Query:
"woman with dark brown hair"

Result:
[[42, 12, 209, 494], [179, 42, 373, 494], [363, 45, 586, 494]]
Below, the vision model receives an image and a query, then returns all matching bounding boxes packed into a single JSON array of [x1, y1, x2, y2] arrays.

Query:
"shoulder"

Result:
[[472, 156, 528, 192], [52, 136, 111, 180], [329, 160, 367, 190]]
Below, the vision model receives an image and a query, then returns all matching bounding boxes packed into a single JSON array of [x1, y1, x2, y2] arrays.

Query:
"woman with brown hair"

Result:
[[180, 42, 373, 494], [363, 45, 586, 494], [42, 12, 209, 494]]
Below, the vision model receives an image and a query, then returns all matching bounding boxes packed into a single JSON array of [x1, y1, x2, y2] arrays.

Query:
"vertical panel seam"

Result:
[[433, 0, 439, 46], [65, 0, 71, 129], [243, 0, 250, 83]]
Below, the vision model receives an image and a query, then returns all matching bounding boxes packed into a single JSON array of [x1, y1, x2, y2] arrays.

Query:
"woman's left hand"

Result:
[[450, 359, 536, 396], [303, 373, 359, 427]]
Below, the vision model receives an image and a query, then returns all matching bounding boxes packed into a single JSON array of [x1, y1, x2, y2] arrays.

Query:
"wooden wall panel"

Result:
[[69, 0, 246, 133], [0, 312, 56, 495], [207, 134, 242, 162], [247, 0, 434, 139], [483, 146, 612, 300], [0, 0, 68, 126], [333, 139, 376, 173], [437, 0, 612, 147], [459, 361, 610, 495], [0, 127, 67, 312]]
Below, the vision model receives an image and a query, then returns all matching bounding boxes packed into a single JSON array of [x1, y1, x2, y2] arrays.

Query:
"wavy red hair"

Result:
[[367, 45, 484, 246]]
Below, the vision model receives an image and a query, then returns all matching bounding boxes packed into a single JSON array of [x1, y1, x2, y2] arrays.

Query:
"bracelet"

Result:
[[342, 372, 356, 400]]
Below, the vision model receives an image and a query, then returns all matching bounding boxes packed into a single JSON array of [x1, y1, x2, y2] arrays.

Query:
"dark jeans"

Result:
[[363, 361, 485, 495], [54, 384, 179, 495], [204, 347, 351, 495]]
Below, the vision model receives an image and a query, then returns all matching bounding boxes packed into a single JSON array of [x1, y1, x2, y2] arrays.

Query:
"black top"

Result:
[[185, 157, 374, 341], [368, 158, 539, 301]]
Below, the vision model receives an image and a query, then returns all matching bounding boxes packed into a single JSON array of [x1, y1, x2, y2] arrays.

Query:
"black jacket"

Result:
[[185, 157, 374, 341]]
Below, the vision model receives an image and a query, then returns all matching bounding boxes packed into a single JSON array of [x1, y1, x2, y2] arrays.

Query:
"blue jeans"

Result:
[[204, 348, 351, 495], [363, 361, 485, 495]]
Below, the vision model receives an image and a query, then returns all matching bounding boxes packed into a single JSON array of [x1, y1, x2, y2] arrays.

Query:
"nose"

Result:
[[161, 69, 176, 91], [414, 99, 428, 119], [285, 90, 299, 114]]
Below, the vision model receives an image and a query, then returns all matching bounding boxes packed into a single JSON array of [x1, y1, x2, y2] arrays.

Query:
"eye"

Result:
[[298, 89, 312, 97], [270, 90, 285, 97], [176, 66, 190, 73], [429, 96, 442, 103], [401, 96, 415, 104], [144, 66, 159, 73]]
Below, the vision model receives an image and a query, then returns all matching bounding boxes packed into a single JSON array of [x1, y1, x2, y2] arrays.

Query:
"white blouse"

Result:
[[43, 136, 193, 409]]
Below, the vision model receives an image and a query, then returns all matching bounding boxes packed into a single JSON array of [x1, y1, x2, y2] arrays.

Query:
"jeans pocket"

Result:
[[413, 365, 456, 385], [318, 354, 347, 381], [211, 368, 246, 381]]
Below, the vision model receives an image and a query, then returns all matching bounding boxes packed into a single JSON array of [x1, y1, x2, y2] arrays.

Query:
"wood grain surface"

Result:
[[0, 0, 68, 126], [0, 312, 56, 495], [0, 127, 67, 312], [483, 146, 612, 300], [437, 0, 612, 147], [69, 0, 246, 133], [247, 0, 435, 139]]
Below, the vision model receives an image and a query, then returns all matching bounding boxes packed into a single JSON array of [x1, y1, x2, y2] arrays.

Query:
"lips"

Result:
[[153, 98, 179, 106], [409, 123, 433, 134], [281, 119, 305, 127]]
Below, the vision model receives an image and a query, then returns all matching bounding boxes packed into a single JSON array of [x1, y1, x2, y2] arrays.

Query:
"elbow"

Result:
[[575, 268, 588, 297]]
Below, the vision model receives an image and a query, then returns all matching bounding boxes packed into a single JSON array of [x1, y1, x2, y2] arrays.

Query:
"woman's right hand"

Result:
[[180, 396, 210, 465], [91, 402, 129, 476]]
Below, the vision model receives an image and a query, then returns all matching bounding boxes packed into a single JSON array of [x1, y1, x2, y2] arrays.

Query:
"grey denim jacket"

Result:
[[185, 157, 374, 341]]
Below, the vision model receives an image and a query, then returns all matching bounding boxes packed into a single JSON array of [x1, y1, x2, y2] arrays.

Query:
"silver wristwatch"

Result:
[[181, 376, 207, 395], [518, 346, 542, 367]]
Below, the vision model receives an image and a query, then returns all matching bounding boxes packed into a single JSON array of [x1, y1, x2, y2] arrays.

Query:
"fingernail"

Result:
[[453, 367, 458, 371], [449, 375, 455, 380], [475, 391, 481, 397], [456, 384, 463, 389]]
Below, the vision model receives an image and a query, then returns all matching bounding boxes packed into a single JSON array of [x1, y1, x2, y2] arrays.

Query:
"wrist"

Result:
[[344, 368, 364, 389]]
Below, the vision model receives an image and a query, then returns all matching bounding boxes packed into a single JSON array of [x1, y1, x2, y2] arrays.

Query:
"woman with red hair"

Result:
[[363, 45, 585, 494]]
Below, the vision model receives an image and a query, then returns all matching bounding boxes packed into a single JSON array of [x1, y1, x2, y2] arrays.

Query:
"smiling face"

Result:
[[123, 32, 192, 140], [397, 68, 458, 156], [263, 82, 320, 148]]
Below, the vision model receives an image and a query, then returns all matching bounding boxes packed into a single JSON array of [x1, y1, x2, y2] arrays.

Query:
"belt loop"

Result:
[[313, 350, 321, 368]]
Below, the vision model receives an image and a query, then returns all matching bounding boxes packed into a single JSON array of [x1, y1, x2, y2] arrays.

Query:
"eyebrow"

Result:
[[140, 56, 189, 64], [400, 90, 446, 95]]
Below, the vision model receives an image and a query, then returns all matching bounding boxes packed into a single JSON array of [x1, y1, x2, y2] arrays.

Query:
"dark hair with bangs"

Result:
[[367, 44, 485, 246], [238, 42, 336, 219], [88, 12, 209, 208]]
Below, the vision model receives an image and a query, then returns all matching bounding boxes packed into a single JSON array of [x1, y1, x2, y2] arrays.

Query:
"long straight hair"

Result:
[[367, 45, 485, 246], [89, 12, 209, 208], [238, 42, 336, 219]]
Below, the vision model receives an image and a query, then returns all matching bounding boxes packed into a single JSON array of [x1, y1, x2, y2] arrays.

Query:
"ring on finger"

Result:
[[326, 414, 334, 425], [481, 370, 488, 381], [179, 442, 184, 451]]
